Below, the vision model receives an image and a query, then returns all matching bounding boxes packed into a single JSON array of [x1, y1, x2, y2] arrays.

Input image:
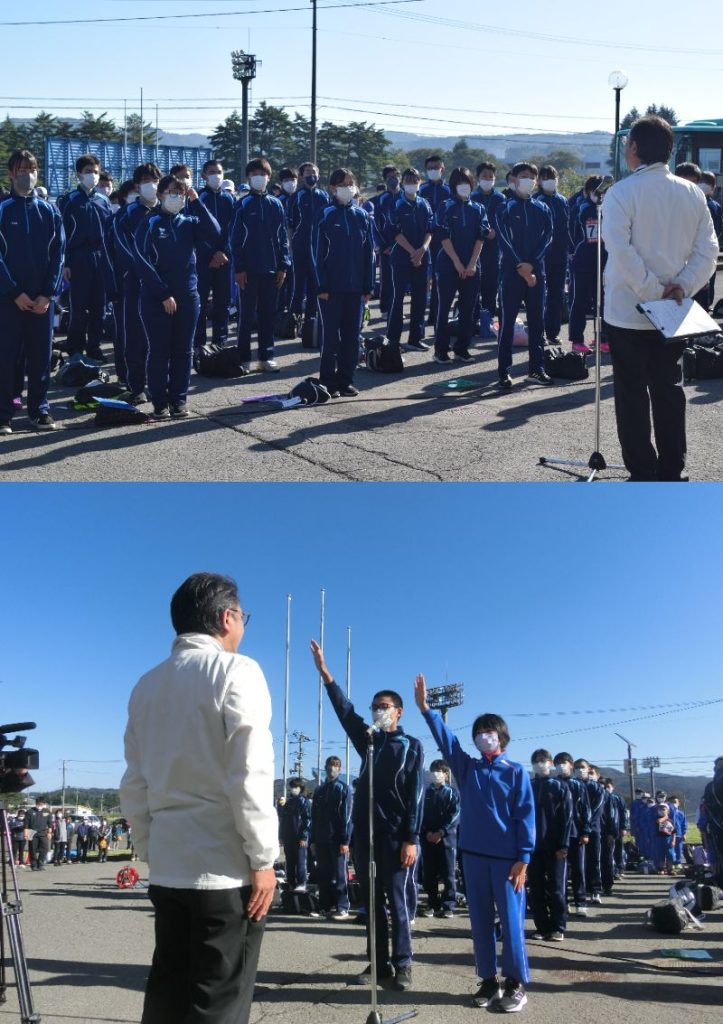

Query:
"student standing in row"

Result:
[[534, 166, 569, 344], [386, 167, 434, 352], [568, 176, 605, 355], [288, 162, 329, 333], [419, 155, 451, 327], [553, 752, 590, 917], [194, 159, 236, 350], [528, 750, 572, 942], [311, 755, 353, 919], [277, 167, 298, 315], [373, 166, 402, 316], [700, 171, 722, 310], [419, 759, 460, 918], [471, 161, 504, 330], [280, 779, 312, 891]]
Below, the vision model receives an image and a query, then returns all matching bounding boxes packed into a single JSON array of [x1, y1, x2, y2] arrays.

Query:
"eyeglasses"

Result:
[[227, 608, 251, 626], [370, 702, 398, 712]]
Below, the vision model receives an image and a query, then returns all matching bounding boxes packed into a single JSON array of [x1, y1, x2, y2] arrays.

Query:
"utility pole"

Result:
[[310, 0, 318, 163], [140, 87, 144, 152], [345, 626, 351, 784], [61, 760, 67, 814], [283, 594, 291, 791], [291, 731, 311, 782], [316, 588, 325, 782], [231, 51, 260, 176], [642, 756, 660, 796], [615, 732, 637, 804]]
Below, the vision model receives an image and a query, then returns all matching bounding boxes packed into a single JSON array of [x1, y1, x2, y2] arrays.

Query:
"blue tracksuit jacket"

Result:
[[311, 777, 353, 846], [562, 776, 591, 839], [326, 681, 424, 844], [133, 199, 222, 301], [287, 186, 330, 243], [424, 709, 535, 864], [584, 778, 606, 833], [0, 192, 64, 300], [436, 198, 491, 269], [374, 190, 401, 250], [197, 185, 236, 257], [280, 794, 312, 845], [231, 192, 291, 275], [470, 188, 506, 242], [534, 190, 569, 264], [58, 186, 113, 269], [422, 783, 460, 845], [496, 195, 552, 274], [569, 197, 602, 270], [112, 200, 159, 278], [388, 195, 434, 266], [532, 775, 573, 852], [313, 202, 375, 294], [707, 196, 722, 238], [419, 180, 452, 237]]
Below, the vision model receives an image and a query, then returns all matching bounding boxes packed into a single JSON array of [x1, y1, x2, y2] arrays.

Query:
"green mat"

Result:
[[659, 949, 714, 961]]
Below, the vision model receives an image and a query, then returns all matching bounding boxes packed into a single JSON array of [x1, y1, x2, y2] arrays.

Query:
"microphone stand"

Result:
[[538, 178, 625, 481]]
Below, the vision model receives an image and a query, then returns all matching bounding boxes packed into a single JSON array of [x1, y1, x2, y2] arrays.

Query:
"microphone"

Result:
[[366, 722, 382, 737], [593, 175, 614, 198]]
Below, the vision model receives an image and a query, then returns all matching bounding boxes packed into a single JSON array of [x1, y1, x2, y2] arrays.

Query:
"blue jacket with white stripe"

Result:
[[280, 794, 312, 845], [112, 200, 159, 280], [0, 192, 65, 300], [470, 188, 506, 264], [388, 194, 434, 267], [287, 186, 330, 247], [532, 775, 573, 852], [419, 180, 452, 240], [533, 190, 569, 264], [313, 201, 375, 294], [436, 197, 491, 270], [311, 777, 353, 846], [133, 198, 221, 301], [197, 185, 236, 257], [58, 186, 113, 267], [422, 783, 461, 846], [497, 195, 552, 274], [231, 192, 291, 275]]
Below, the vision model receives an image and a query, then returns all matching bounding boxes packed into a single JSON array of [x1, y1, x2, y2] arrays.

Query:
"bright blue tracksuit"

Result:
[[470, 187, 506, 323], [194, 185, 236, 347], [311, 776, 353, 912], [568, 197, 605, 344], [326, 681, 424, 969], [534, 190, 569, 341], [373, 190, 401, 314], [58, 186, 113, 355], [529, 775, 573, 935], [0, 192, 64, 424], [313, 201, 374, 389], [672, 805, 687, 865], [559, 774, 590, 908], [113, 200, 160, 395], [496, 195, 552, 377], [421, 782, 460, 911], [424, 709, 534, 985], [280, 794, 312, 889], [134, 199, 221, 408], [288, 186, 330, 318], [419, 180, 452, 324], [387, 194, 434, 346], [231, 191, 291, 362], [435, 197, 491, 356], [583, 777, 605, 896]]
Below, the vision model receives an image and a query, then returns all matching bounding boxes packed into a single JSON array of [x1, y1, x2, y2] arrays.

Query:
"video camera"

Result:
[[0, 722, 39, 793]]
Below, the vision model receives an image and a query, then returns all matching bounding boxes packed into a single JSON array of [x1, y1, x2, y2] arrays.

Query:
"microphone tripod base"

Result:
[[366, 1011, 418, 1024], [538, 452, 626, 482]]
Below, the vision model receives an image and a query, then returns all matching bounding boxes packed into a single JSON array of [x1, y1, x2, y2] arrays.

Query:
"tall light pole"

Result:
[[642, 756, 660, 796], [608, 70, 629, 168], [316, 588, 325, 782], [310, 0, 317, 163], [283, 594, 291, 791], [426, 682, 464, 724], [615, 732, 636, 804], [345, 626, 352, 784], [231, 50, 260, 176]]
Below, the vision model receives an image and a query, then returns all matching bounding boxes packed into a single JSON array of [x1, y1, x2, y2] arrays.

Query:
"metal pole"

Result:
[[241, 79, 250, 176], [615, 87, 621, 135], [155, 103, 159, 162], [310, 0, 317, 163], [650, 764, 656, 795], [283, 594, 291, 791], [345, 626, 351, 784], [367, 728, 378, 1015], [123, 99, 127, 177], [140, 87, 144, 153], [626, 741, 635, 804], [317, 588, 325, 782], [62, 760, 67, 814]]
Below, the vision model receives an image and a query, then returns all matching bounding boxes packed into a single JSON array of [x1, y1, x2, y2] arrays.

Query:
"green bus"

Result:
[[613, 118, 723, 188]]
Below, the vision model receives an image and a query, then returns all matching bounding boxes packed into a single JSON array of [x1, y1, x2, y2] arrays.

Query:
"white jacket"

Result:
[[120, 633, 278, 889], [601, 163, 719, 330]]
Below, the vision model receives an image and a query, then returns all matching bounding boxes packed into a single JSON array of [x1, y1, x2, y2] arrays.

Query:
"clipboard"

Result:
[[636, 297, 720, 342]]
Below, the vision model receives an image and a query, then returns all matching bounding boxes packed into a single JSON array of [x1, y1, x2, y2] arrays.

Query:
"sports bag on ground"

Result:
[[193, 344, 248, 378], [93, 398, 151, 426], [544, 346, 589, 381], [288, 377, 332, 406], [274, 310, 300, 341], [695, 883, 720, 912], [280, 889, 320, 915], [647, 897, 703, 934], [56, 355, 110, 388], [365, 337, 404, 373], [682, 344, 723, 381]]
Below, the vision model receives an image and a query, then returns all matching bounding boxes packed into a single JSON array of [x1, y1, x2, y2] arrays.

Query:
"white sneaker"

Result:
[[240, 362, 251, 373], [258, 359, 280, 373], [590, 893, 602, 905], [572, 905, 588, 917], [292, 884, 307, 892], [332, 910, 350, 920]]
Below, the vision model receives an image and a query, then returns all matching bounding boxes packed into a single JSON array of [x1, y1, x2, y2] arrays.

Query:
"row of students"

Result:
[[674, 162, 722, 310]]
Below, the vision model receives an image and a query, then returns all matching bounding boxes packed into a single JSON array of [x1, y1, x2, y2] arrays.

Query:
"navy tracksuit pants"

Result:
[[568, 269, 598, 343], [0, 298, 53, 423], [387, 262, 427, 346], [585, 831, 603, 896], [66, 249, 107, 355], [378, 251, 393, 315], [237, 273, 277, 362], [140, 293, 200, 408], [111, 297, 126, 383], [284, 842, 308, 889], [497, 270, 546, 377], [435, 264, 479, 356], [124, 274, 149, 396], [290, 241, 317, 318], [427, 237, 442, 323], [318, 292, 363, 389], [601, 835, 617, 893], [353, 832, 414, 969], [195, 261, 232, 347], [315, 842, 349, 913], [567, 837, 587, 907], [543, 259, 567, 341], [422, 839, 457, 911], [528, 849, 567, 935], [479, 249, 500, 318], [462, 851, 530, 984]]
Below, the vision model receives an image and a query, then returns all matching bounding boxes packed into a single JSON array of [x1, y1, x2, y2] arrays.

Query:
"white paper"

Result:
[[636, 297, 720, 340]]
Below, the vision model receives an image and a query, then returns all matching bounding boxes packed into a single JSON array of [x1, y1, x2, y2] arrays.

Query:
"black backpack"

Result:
[[544, 346, 589, 381], [365, 337, 404, 374], [280, 889, 320, 915], [74, 381, 133, 409], [648, 899, 690, 934], [56, 359, 110, 388], [274, 310, 300, 341], [193, 344, 248, 379], [93, 398, 151, 426], [288, 377, 332, 406], [682, 344, 723, 381], [695, 883, 720, 912]]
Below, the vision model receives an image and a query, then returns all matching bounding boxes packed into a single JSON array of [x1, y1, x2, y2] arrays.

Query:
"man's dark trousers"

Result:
[[606, 323, 687, 481], [143, 885, 265, 1024], [567, 837, 587, 907], [66, 249, 106, 355], [528, 848, 567, 935], [353, 831, 413, 968], [422, 838, 457, 911], [0, 299, 53, 424], [30, 835, 50, 870], [315, 842, 349, 913]]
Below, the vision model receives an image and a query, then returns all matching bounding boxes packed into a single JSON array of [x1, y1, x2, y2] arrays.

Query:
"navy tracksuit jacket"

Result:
[[496, 195, 552, 377], [313, 201, 374, 389], [312, 776, 353, 912], [277, 190, 296, 310], [419, 180, 451, 323], [288, 186, 330, 317], [194, 185, 236, 346], [421, 782, 460, 911], [560, 774, 591, 906], [134, 199, 221, 408], [0, 191, 64, 423], [280, 794, 312, 889], [568, 196, 604, 343], [529, 775, 573, 935], [696, 196, 722, 308], [387, 194, 434, 346], [435, 197, 491, 355], [232, 191, 291, 362], [326, 681, 424, 968], [470, 187, 506, 320], [58, 186, 113, 355], [534, 190, 569, 341], [583, 777, 606, 895], [113, 199, 160, 394], [424, 708, 534, 985], [373, 189, 401, 314]]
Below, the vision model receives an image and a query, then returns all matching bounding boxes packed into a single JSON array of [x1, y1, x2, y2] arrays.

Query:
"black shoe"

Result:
[[441, 908, 455, 919], [472, 976, 502, 1008], [29, 413, 57, 431], [452, 349, 474, 363], [417, 906, 434, 918], [0, 422, 12, 436], [392, 966, 412, 992], [170, 403, 190, 418], [407, 338, 430, 351], [129, 392, 148, 406], [497, 375, 513, 390], [338, 384, 359, 397], [151, 406, 171, 420], [433, 352, 451, 364], [526, 370, 554, 386], [351, 963, 394, 985], [497, 979, 527, 1013]]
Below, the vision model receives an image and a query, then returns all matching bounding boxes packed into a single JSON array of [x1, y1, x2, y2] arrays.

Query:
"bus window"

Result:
[[698, 148, 722, 174]]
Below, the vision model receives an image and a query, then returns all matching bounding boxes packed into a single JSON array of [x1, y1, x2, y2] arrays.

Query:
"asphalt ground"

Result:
[[6, 860, 723, 1024], [2, 278, 722, 482]]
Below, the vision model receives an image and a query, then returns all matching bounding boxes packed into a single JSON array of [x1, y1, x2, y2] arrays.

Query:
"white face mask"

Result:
[[541, 179, 557, 194], [700, 183, 714, 197], [478, 178, 495, 192], [249, 174, 269, 192], [532, 761, 552, 777], [14, 170, 38, 193], [162, 194, 185, 215], [110, 202, 121, 213], [81, 171, 100, 190], [372, 707, 396, 731], [206, 173, 223, 190], [289, 787, 301, 797], [98, 183, 112, 196], [335, 185, 356, 205], [139, 182, 158, 201], [427, 168, 442, 182], [516, 177, 535, 196], [180, 176, 192, 188], [126, 191, 139, 205], [431, 771, 446, 785], [456, 184, 472, 200], [555, 763, 571, 778], [474, 731, 499, 754], [282, 180, 297, 194], [403, 183, 419, 197], [327, 766, 340, 779], [574, 768, 588, 781]]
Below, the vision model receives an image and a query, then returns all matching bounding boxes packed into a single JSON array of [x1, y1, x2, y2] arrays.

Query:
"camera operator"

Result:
[[120, 572, 278, 1024], [24, 796, 52, 871]]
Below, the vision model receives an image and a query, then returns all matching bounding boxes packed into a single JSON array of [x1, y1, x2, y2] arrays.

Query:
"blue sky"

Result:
[[0, 0, 720, 141], [1, 483, 721, 799]]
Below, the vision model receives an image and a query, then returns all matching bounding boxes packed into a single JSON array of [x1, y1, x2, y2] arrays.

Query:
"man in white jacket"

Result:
[[120, 572, 278, 1024], [601, 115, 719, 481]]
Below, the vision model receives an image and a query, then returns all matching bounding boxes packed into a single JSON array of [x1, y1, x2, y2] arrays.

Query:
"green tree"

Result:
[[208, 111, 245, 180], [124, 113, 155, 146], [645, 104, 679, 126], [249, 102, 294, 168], [74, 110, 121, 142], [525, 148, 581, 173]]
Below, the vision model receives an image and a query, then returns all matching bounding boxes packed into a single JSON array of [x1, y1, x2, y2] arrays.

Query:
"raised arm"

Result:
[[414, 673, 469, 781], [310, 639, 369, 757]]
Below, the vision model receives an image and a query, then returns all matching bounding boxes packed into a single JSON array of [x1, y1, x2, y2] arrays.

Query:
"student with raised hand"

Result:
[[419, 155, 451, 327], [231, 158, 290, 374], [433, 167, 491, 365], [419, 759, 460, 918], [534, 166, 569, 345], [528, 749, 572, 942], [552, 752, 590, 917], [194, 159, 235, 351], [496, 162, 554, 389], [0, 149, 64, 435], [313, 167, 374, 398], [311, 640, 423, 994], [58, 152, 113, 361], [567, 175, 605, 355], [414, 673, 534, 1014], [386, 167, 434, 352], [471, 162, 503, 331], [134, 175, 221, 419], [288, 162, 329, 332]]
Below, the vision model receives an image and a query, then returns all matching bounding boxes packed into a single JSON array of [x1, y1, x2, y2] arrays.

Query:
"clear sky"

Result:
[[1, 483, 721, 800], [1, 0, 721, 142]]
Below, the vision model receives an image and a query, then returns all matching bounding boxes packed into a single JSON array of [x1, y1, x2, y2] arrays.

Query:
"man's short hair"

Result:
[[429, 759, 449, 774], [132, 162, 162, 184], [76, 154, 100, 173], [202, 159, 222, 174], [372, 689, 403, 708], [476, 161, 496, 175], [325, 756, 342, 769], [531, 748, 552, 763], [628, 115, 674, 165], [471, 713, 510, 750], [170, 572, 240, 637], [246, 157, 272, 177], [512, 161, 538, 177], [425, 154, 443, 168], [554, 752, 573, 765], [675, 162, 702, 183], [170, 163, 192, 178]]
